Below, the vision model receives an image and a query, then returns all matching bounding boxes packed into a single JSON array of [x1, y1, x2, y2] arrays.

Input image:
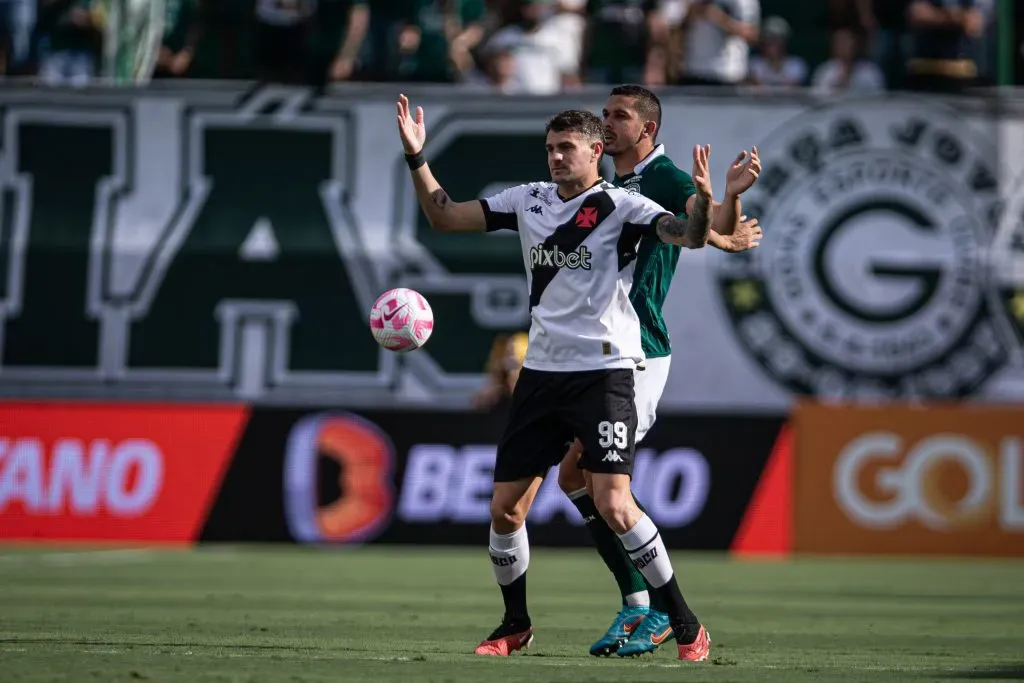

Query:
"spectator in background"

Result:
[[858, 0, 913, 91], [254, 0, 315, 83], [385, 0, 487, 82], [0, 0, 10, 74], [657, 0, 687, 28], [582, 0, 665, 86], [314, 0, 370, 84], [155, 0, 203, 79], [679, 0, 760, 87], [827, 0, 863, 32], [655, 0, 688, 83], [463, 39, 518, 91], [10, 0, 35, 74], [811, 26, 884, 94], [446, 0, 491, 80], [482, 0, 575, 93], [747, 15, 807, 88], [37, 0, 103, 86], [545, 0, 586, 87], [905, 0, 986, 92]]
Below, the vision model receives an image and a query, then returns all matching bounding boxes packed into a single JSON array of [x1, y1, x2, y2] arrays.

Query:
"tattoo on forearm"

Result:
[[430, 189, 450, 211], [656, 215, 690, 241], [687, 193, 712, 245]]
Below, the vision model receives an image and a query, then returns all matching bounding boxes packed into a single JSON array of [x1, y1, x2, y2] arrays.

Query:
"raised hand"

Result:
[[725, 146, 761, 197], [692, 144, 713, 199], [396, 93, 426, 155]]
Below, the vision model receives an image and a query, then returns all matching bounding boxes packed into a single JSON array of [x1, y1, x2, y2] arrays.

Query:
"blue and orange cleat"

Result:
[[589, 605, 649, 656], [616, 609, 673, 657], [474, 621, 534, 656]]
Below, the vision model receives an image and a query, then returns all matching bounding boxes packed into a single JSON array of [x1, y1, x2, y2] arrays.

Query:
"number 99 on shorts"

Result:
[[597, 420, 630, 450]]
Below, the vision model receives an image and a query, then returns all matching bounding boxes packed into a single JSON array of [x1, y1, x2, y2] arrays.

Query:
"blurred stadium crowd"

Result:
[[0, 0, 1000, 92]]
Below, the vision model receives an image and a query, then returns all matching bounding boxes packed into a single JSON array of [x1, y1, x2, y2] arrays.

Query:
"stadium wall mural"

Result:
[[0, 85, 1021, 411]]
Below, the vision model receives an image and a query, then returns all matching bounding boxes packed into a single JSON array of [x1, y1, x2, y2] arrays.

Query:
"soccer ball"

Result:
[[369, 287, 434, 353]]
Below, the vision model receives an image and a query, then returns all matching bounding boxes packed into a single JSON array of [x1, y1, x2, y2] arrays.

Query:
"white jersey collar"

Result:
[[633, 144, 666, 175]]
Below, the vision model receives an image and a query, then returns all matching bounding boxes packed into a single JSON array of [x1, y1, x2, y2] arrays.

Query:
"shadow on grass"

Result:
[[923, 664, 1024, 680]]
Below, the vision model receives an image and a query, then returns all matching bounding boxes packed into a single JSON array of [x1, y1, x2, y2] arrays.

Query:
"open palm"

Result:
[[396, 94, 426, 155], [725, 146, 761, 197], [692, 144, 713, 198]]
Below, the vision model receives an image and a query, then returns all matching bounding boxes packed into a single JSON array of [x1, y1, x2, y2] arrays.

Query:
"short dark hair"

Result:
[[609, 84, 663, 138], [545, 109, 604, 144]]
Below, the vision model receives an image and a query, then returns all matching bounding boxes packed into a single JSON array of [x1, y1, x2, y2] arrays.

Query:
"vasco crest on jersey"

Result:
[[714, 99, 1009, 399]]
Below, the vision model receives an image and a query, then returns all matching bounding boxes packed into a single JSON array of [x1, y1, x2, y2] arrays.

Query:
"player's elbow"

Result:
[[429, 216, 457, 232], [681, 232, 709, 250]]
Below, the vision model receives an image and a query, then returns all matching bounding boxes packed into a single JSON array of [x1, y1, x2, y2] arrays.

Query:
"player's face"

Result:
[[546, 130, 601, 185], [602, 96, 646, 157]]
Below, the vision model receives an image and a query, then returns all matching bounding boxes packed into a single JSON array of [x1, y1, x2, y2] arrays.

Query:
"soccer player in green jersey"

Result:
[[557, 84, 763, 659]]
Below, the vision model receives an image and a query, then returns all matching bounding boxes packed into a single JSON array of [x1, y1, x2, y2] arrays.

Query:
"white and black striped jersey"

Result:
[[480, 180, 672, 372]]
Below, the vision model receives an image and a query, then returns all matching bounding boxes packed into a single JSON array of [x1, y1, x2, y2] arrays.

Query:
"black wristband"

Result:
[[405, 151, 426, 170]]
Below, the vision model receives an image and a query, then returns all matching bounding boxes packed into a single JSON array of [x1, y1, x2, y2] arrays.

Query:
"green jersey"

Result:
[[613, 145, 696, 358]]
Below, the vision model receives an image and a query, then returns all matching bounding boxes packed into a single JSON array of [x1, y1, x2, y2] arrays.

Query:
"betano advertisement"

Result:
[[794, 403, 1024, 556], [0, 402, 789, 551], [0, 403, 247, 542]]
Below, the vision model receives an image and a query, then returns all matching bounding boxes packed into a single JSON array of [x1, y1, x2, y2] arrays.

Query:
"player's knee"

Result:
[[557, 444, 586, 494], [593, 487, 637, 535], [490, 493, 527, 532]]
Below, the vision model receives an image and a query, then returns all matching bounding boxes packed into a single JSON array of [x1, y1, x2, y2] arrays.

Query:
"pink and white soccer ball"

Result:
[[369, 288, 434, 353]]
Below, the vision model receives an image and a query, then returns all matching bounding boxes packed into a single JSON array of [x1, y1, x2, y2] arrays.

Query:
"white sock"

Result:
[[489, 525, 530, 585], [617, 514, 674, 589], [624, 591, 650, 607]]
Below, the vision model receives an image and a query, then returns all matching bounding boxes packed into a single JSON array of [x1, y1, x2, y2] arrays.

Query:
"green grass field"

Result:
[[0, 545, 1022, 682]]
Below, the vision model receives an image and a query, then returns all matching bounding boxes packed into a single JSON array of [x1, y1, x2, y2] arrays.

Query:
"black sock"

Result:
[[499, 574, 530, 626], [656, 578, 699, 641], [569, 490, 648, 604]]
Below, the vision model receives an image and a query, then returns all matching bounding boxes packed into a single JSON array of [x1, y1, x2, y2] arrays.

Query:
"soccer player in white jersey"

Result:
[[396, 94, 714, 661]]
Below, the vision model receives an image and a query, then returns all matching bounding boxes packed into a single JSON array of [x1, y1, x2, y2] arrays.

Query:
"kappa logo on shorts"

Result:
[[713, 99, 1012, 400], [602, 451, 624, 462]]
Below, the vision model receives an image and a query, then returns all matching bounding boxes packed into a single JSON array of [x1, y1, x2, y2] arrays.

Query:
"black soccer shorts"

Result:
[[493, 367, 638, 482]]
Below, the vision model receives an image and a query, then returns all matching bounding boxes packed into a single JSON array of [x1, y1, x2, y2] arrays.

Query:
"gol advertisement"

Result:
[[794, 403, 1023, 556]]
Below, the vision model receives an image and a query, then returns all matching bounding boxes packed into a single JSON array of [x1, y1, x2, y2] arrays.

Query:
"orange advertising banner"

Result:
[[794, 403, 1024, 556], [0, 402, 248, 543]]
